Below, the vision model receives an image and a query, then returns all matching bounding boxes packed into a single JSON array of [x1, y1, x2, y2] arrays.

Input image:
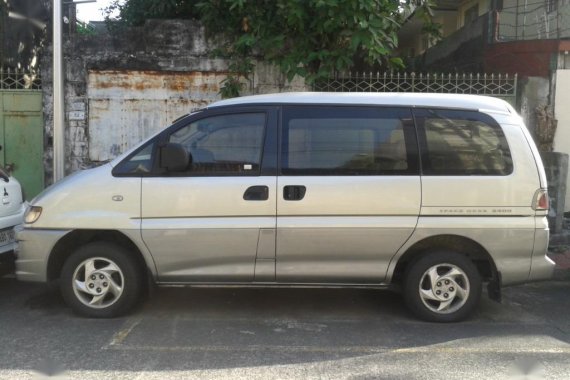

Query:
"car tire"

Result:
[[403, 251, 482, 323], [60, 242, 144, 318]]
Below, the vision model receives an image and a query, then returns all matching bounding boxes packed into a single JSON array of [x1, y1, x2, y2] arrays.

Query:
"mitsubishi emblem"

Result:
[[2, 188, 8, 205]]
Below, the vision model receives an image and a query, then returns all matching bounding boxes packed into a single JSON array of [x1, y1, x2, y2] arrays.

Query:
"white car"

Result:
[[0, 166, 26, 261]]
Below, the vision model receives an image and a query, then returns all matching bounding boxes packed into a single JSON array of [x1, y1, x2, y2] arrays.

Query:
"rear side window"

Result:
[[414, 109, 513, 176], [281, 106, 418, 175]]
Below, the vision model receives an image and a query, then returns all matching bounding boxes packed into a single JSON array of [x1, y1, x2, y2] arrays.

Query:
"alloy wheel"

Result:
[[418, 263, 470, 314], [71, 257, 125, 309]]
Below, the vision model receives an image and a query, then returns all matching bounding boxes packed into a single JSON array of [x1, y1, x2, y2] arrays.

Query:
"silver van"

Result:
[[16, 93, 555, 322]]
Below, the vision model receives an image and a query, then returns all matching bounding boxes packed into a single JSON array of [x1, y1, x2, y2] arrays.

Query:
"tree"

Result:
[[105, 0, 198, 27], [107, 0, 438, 97]]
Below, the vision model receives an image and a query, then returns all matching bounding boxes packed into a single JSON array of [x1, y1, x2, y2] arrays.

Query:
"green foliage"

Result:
[[196, 0, 437, 84], [77, 23, 96, 36], [108, 0, 438, 97], [219, 76, 243, 99], [104, 0, 198, 27]]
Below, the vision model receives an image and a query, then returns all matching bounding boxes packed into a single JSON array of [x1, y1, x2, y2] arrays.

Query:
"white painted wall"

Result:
[[554, 69, 570, 211]]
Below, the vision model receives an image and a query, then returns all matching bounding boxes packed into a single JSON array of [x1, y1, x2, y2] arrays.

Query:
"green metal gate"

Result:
[[0, 67, 43, 199]]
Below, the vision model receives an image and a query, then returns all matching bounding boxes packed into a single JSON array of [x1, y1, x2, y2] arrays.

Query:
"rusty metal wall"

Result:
[[87, 70, 226, 162]]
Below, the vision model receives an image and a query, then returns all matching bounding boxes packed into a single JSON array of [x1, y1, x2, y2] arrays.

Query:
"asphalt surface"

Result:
[[0, 274, 569, 380]]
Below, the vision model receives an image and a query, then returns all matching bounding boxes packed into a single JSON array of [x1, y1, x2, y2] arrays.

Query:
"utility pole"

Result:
[[53, 0, 96, 182], [53, 0, 65, 182]]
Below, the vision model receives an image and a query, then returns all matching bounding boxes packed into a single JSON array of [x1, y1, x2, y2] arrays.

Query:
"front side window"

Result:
[[415, 109, 513, 176], [281, 106, 417, 175], [168, 113, 266, 175]]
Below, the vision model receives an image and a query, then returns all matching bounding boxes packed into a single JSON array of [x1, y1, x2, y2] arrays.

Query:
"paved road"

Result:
[[0, 275, 569, 380]]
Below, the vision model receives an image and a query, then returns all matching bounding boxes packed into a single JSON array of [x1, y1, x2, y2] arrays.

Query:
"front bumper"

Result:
[[0, 203, 26, 256], [0, 230, 18, 256], [15, 228, 69, 282]]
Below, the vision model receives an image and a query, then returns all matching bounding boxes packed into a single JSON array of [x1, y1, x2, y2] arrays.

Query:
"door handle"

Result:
[[243, 186, 269, 201], [283, 185, 306, 201]]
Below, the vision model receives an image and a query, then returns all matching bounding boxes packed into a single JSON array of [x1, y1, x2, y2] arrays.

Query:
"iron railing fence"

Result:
[[313, 72, 518, 104], [0, 66, 41, 90]]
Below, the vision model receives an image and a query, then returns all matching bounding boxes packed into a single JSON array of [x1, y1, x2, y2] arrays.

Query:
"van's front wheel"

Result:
[[404, 251, 482, 322], [60, 242, 143, 318]]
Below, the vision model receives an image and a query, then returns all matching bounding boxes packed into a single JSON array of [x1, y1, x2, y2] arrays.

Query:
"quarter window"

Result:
[[113, 140, 156, 175], [168, 113, 266, 175], [415, 109, 513, 176], [281, 106, 417, 175]]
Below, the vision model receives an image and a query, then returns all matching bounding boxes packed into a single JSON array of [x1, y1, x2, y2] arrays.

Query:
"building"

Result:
[[400, 0, 570, 213]]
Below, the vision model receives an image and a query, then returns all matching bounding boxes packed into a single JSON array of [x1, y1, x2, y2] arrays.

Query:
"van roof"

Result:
[[208, 92, 512, 114]]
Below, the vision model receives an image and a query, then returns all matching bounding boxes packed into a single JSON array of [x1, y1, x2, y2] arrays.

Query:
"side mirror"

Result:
[[159, 143, 190, 172]]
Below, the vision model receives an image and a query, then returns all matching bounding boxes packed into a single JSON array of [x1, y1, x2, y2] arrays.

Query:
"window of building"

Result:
[[463, 4, 479, 25]]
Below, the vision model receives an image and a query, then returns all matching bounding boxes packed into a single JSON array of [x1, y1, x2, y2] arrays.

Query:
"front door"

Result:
[[141, 108, 278, 283], [276, 106, 421, 284]]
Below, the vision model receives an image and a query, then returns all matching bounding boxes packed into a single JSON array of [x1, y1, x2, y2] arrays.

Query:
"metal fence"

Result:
[[313, 71, 518, 104], [495, 0, 570, 41], [0, 66, 41, 90]]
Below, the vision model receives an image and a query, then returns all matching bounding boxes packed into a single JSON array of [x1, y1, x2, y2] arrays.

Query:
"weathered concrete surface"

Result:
[[519, 76, 551, 139], [87, 70, 227, 161]]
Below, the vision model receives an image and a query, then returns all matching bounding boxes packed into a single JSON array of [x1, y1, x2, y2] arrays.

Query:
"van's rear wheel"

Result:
[[404, 251, 482, 322], [60, 242, 143, 318]]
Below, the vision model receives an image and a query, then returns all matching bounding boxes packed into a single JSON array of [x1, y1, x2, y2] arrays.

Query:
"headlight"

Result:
[[24, 206, 42, 224]]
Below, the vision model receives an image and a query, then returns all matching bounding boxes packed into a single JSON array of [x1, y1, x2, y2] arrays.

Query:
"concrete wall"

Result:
[[554, 69, 570, 211], [87, 70, 227, 162], [484, 40, 561, 77], [559, 51, 570, 69], [41, 19, 307, 181], [519, 76, 551, 139], [541, 152, 568, 232], [421, 14, 487, 72]]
